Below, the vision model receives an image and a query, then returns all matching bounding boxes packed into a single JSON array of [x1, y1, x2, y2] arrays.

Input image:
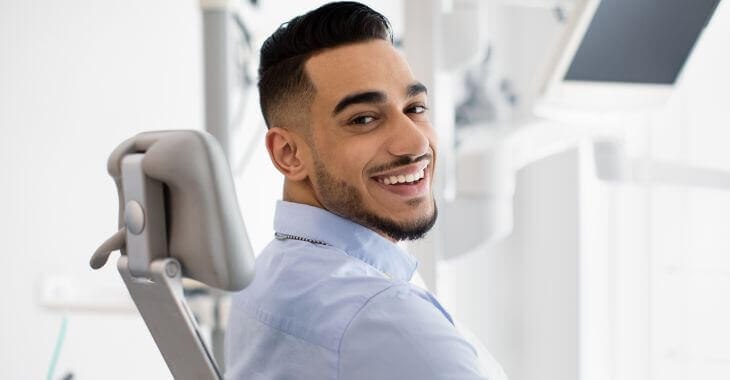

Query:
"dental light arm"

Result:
[[90, 130, 255, 380], [442, 124, 730, 260], [594, 139, 730, 190]]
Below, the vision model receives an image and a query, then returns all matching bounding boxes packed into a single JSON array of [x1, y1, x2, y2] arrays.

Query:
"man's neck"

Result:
[[282, 179, 324, 210]]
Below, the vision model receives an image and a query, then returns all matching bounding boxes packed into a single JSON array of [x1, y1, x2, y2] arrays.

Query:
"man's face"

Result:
[[303, 39, 437, 241]]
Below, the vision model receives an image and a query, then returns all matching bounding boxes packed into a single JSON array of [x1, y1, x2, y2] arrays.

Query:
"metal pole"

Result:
[[202, 5, 232, 158]]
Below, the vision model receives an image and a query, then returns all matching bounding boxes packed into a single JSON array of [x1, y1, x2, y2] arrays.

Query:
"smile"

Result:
[[375, 168, 425, 185], [370, 160, 430, 197]]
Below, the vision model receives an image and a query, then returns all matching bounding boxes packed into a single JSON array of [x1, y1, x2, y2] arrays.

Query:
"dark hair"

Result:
[[258, 2, 393, 129]]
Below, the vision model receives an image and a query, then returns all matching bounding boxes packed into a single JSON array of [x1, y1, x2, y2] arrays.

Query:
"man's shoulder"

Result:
[[337, 285, 490, 379], [229, 238, 407, 351]]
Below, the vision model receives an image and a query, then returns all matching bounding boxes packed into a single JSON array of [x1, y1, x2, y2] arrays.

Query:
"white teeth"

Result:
[[377, 167, 427, 185]]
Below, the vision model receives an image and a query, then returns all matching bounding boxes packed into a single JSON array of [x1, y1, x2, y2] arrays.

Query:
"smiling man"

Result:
[[225, 2, 491, 379]]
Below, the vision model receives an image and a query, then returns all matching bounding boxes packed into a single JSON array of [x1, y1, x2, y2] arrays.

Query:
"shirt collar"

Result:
[[273, 200, 419, 282]]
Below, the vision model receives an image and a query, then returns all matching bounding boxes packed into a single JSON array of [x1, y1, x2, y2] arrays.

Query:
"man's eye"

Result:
[[408, 105, 428, 114], [350, 115, 376, 125]]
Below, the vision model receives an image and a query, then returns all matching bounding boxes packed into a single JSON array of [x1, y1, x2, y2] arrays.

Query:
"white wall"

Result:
[[647, 0, 730, 377], [0, 0, 203, 378]]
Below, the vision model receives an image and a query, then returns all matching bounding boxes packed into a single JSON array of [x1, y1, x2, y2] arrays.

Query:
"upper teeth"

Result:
[[380, 169, 425, 185]]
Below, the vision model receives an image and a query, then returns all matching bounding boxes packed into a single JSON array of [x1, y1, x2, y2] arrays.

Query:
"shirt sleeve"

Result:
[[338, 284, 489, 380]]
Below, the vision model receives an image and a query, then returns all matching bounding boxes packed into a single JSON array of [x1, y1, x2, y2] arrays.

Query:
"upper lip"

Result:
[[370, 160, 430, 179]]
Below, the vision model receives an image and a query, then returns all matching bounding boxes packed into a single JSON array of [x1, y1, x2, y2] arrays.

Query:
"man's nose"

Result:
[[387, 114, 431, 158]]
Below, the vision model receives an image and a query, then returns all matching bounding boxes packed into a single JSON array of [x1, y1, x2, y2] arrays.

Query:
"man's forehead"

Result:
[[305, 40, 417, 103]]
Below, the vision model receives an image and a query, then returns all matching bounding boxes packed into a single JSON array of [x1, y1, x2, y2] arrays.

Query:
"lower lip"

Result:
[[371, 169, 430, 198]]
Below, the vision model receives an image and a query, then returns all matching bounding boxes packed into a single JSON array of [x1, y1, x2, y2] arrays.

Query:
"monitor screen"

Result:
[[564, 0, 721, 84]]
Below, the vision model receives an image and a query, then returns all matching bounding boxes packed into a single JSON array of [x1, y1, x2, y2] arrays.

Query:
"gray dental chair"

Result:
[[90, 130, 256, 380]]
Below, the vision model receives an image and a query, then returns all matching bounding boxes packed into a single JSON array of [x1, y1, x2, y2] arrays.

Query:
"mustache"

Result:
[[367, 153, 432, 176]]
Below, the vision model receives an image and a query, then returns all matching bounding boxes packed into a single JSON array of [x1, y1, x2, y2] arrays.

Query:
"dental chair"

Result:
[[90, 130, 256, 380]]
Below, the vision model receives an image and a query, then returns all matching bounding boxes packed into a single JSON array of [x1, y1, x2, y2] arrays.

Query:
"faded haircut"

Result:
[[258, 1, 393, 129]]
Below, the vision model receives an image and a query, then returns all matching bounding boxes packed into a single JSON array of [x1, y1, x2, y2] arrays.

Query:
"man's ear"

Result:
[[265, 127, 310, 181]]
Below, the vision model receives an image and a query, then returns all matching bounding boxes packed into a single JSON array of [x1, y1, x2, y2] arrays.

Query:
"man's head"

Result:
[[261, 2, 437, 241]]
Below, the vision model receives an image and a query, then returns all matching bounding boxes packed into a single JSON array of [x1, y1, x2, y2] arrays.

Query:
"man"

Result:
[[225, 2, 502, 379]]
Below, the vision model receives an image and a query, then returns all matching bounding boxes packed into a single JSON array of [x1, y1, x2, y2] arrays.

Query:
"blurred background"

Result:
[[1, 0, 729, 379]]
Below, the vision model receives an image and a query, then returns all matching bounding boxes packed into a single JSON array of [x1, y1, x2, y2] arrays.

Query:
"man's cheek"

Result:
[[340, 150, 371, 175]]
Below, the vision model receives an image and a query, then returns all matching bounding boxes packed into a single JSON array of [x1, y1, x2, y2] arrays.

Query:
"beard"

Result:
[[312, 158, 437, 241]]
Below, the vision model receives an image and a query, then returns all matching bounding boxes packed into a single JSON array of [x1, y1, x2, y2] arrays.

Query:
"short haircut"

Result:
[[258, 1, 393, 129]]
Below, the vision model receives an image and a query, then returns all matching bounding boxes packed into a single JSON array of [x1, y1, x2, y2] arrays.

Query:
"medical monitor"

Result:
[[538, 0, 721, 113]]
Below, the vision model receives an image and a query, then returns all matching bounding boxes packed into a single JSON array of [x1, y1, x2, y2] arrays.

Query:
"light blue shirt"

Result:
[[224, 200, 489, 379]]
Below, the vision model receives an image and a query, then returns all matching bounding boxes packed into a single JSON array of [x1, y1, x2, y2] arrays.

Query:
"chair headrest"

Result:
[[105, 130, 255, 291]]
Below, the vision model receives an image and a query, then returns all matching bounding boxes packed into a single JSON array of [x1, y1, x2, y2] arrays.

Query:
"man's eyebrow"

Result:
[[332, 91, 387, 116], [407, 82, 428, 97]]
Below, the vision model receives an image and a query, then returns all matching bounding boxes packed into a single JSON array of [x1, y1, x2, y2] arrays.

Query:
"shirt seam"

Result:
[[234, 299, 339, 352], [335, 282, 411, 380]]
